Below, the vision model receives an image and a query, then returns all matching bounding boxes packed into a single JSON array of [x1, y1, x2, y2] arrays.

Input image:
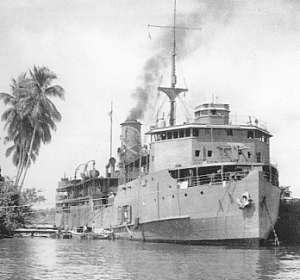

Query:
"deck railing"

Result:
[[176, 169, 279, 187], [176, 171, 250, 187], [229, 114, 268, 131]]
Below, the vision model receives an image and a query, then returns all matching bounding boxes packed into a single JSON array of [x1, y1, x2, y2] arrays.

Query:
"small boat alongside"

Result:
[[14, 226, 58, 238], [69, 226, 113, 240]]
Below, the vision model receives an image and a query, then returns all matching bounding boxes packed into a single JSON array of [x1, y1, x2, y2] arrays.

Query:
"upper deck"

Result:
[[146, 103, 272, 172]]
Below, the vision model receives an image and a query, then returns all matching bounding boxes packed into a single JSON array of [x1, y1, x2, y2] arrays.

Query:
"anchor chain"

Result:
[[262, 197, 280, 246]]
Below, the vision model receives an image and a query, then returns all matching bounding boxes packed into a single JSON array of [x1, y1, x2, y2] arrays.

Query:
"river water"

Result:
[[0, 239, 300, 280]]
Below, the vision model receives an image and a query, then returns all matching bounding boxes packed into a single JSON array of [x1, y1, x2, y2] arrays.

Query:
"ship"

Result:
[[273, 187, 300, 244], [55, 1, 281, 245]]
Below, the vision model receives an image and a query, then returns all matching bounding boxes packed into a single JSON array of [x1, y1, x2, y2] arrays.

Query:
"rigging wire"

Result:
[[177, 95, 192, 122]]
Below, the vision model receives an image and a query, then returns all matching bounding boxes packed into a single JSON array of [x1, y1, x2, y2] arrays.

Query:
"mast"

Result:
[[157, 0, 188, 126], [169, 0, 178, 126], [172, 0, 177, 89], [109, 101, 113, 158], [148, 0, 200, 126]]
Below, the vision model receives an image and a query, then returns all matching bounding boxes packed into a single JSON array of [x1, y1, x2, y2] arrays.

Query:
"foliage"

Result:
[[0, 66, 65, 190], [0, 178, 46, 235]]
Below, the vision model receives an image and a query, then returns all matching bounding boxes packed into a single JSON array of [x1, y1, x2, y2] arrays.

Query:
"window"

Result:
[[211, 109, 217, 115], [207, 150, 213, 157], [247, 131, 254, 139], [256, 152, 261, 163], [173, 131, 178, 138], [262, 135, 269, 143], [161, 132, 166, 140], [179, 129, 184, 138], [255, 130, 262, 139], [227, 129, 233, 136], [185, 128, 191, 137], [205, 129, 210, 135], [167, 131, 172, 139], [247, 152, 251, 159], [195, 150, 200, 157], [192, 128, 199, 137]]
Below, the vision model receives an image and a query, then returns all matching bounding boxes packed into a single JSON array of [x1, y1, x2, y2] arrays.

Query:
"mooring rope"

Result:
[[125, 223, 133, 239], [263, 197, 280, 246]]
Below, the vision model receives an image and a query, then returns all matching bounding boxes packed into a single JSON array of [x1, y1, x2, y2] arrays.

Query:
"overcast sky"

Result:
[[0, 0, 300, 207]]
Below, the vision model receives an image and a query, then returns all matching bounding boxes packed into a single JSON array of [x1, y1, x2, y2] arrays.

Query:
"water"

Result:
[[0, 239, 300, 280]]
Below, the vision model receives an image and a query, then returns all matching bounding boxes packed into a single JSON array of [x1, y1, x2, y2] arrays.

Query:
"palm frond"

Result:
[[12, 149, 20, 167], [0, 92, 14, 105], [1, 107, 16, 122], [45, 85, 65, 100], [44, 98, 62, 122], [5, 145, 16, 157]]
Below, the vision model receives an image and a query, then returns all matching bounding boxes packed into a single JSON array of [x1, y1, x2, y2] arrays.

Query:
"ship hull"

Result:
[[56, 168, 281, 246], [111, 169, 280, 244]]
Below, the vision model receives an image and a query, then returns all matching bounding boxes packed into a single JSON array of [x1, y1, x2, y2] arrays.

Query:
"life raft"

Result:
[[237, 192, 252, 209]]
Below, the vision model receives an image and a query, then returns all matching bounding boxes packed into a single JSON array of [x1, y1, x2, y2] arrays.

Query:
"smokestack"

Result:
[[120, 120, 142, 164]]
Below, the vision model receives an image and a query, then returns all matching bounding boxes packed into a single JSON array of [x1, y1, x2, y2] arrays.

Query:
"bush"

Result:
[[0, 179, 45, 235]]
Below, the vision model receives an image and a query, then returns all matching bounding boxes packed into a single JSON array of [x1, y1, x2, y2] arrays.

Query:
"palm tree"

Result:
[[0, 66, 64, 190], [0, 74, 34, 186], [18, 66, 64, 188]]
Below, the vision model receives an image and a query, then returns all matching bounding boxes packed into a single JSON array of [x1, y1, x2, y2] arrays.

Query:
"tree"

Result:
[[0, 74, 34, 186], [0, 177, 46, 235], [19, 66, 64, 188], [0, 66, 65, 190]]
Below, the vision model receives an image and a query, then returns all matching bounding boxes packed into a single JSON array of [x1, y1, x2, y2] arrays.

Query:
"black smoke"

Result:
[[127, 0, 237, 121]]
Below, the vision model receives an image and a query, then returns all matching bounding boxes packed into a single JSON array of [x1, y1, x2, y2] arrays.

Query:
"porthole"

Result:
[[184, 193, 188, 197], [172, 195, 175, 198], [200, 191, 204, 195], [162, 196, 165, 200], [169, 185, 172, 189]]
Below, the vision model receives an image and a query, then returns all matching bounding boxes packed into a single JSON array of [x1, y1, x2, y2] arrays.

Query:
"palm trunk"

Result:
[[19, 125, 37, 190], [15, 146, 27, 187], [14, 147, 23, 186]]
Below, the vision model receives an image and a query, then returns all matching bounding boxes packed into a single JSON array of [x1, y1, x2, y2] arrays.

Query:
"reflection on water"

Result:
[[0, 239, 300, 280]]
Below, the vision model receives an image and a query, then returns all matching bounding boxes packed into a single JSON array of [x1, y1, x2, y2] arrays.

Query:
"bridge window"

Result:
[[161, 132, 166, 140], [227, 129, 233, 136], [167, 131, 172, 139], [204, 128, 210, 135], [207, 150, 213, 157], [173, 130, 178, 139], [262, 135, 269, 143], [185, 128, 191, 137], [256, 152, 261, 163], [193, 128, 199, 137], [247, 131, 254, 139], [211, 109, 217, 115], [179, 129, 184, 138]]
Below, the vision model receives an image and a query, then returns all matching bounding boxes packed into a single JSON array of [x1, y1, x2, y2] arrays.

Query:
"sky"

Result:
[[0, 0, 300, 207]]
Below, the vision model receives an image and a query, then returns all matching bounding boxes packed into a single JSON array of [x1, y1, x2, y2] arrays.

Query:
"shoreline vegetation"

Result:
[[0, 66, 64, 236]]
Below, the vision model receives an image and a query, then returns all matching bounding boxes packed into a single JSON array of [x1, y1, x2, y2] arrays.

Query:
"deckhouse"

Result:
[[148, 102, 271, 171], [146, 102, 278, 188]]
